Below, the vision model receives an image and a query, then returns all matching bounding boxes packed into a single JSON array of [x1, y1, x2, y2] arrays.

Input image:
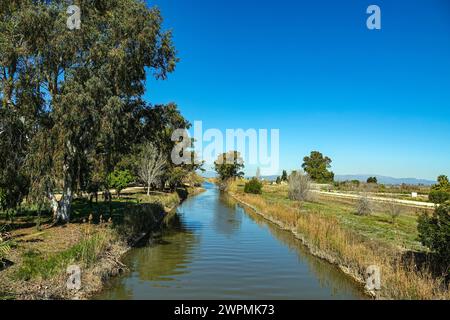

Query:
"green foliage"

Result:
[[244, 178, 263, 194], [107, 170, 134, 197], [428, 190, 450, 204], [351, 180, 361, 187], [166, 167, 188, 191], [301, 151, 334, 183], [2, 1, 178, 222], [0, 226, 11, 261], [367, 177, 378, 184], [434, 175, 450, 190], [281, 170, 288, 182], [418, 203, 450, 262], [276, 176, 281, 184], [214, 151, 245, 181]]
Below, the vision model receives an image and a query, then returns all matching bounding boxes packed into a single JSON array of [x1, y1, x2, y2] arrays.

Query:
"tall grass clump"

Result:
[[16, 226, 115, 281]]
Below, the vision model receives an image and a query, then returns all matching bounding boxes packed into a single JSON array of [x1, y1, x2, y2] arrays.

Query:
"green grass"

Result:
[[15, 231, 114, 281], [237, 182, 426, 252]]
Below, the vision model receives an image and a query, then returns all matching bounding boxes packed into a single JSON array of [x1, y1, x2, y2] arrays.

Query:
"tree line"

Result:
[[0, 1, 200, 224]]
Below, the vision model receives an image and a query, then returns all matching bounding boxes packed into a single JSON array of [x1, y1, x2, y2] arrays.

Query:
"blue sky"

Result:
[[144, 0, 450, 180]]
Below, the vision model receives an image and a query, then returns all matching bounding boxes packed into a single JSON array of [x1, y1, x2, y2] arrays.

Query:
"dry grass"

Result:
[[233, 189, 449, 300]]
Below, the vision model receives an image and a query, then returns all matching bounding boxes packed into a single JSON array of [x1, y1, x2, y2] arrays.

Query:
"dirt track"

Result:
[[312, 190, 436, 209]]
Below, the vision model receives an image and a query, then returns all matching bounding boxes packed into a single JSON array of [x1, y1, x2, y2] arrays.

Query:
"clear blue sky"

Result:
[[144, 0, 450, 180]]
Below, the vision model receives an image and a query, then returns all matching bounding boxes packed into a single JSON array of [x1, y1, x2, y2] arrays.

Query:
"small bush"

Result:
[[428, 190, 450, 204], [386, 201, 402, 224], [356, 194, 372, 216], [418, 203, 450, 263], [244, 178, 263, 194], [288, 171, 311, 201]]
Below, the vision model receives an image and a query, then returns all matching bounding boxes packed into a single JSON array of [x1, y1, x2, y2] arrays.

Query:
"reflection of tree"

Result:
[[127, 213, 198, 282], [239, 204, 366, 298], [211, 194, 242, 236], [133, 232, 197, 282], [97, 280, 134, 300]]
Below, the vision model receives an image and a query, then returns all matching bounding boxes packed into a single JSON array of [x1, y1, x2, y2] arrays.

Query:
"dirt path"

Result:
[[312, 190, 436, 209]]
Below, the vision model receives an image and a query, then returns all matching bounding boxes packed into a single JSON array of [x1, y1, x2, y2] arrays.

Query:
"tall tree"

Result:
[[2, 1, 178, 223], [301, 151, 334, 183], [214, 151, 245, 182], [281, 170, 288, 182]]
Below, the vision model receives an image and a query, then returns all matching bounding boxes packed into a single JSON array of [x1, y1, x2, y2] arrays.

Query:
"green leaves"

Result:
[[418, 204, 450, 263], [214, 151, 245, 181], [107, 169, 134, 196], [1, 1, 179, 216]]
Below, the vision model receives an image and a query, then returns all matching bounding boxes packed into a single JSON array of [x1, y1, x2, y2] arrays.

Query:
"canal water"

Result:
[[96, 183, 366, 300]]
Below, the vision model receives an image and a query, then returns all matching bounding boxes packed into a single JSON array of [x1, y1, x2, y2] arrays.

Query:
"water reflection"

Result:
[[231, 199, 366, 299], [96, 184, 366, 300]]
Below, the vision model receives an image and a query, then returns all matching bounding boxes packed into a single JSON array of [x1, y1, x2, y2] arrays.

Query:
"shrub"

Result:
[[428, 190, 450, 204], [288, 171, 311, 201], [367, 176, 378, 184], [107, 169, 134, 198], [418, 203, 450, 263], [244, 178, 263, 194], [356, 194, 372, 216]]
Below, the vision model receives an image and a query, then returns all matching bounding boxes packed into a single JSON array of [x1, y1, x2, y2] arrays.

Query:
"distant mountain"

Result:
[[335, 174, 436, 186], [201, 171, 435, 186]]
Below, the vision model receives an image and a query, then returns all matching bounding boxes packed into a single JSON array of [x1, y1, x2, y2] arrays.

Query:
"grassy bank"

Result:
[[0, 187, 203, 300], [229, 181, 449, 300]]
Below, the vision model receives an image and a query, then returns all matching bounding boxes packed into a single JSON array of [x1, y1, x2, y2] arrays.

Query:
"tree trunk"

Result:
[[56, 190, 72, 224], [49, 164, 73, 224], [147, 184, 150, 196]]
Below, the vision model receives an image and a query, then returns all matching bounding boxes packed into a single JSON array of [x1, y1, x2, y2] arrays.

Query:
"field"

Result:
[[229, 180, 449, 300]]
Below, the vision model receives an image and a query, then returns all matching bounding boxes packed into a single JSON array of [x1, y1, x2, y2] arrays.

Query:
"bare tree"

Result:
[[288, 170, 311, 201], [386, 201, 402, 224], [356, 194, 373, 216], [137, 142, 166, 195]]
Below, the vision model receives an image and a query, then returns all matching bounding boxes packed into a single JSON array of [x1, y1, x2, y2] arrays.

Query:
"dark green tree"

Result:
[[214, 151, 245, 182], [301, 151, 334, 183], [281, 170, 288, 182], [367, 177, 378, 184], [244, 178, 263, 194], [107, 169, 134, 199], [418, 203, 450, 263], [2, 1, 178, 223], [431, 175, 450, 192]]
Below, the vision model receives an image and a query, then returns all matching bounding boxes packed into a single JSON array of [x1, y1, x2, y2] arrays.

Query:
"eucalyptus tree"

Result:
[[1, 0, 178, 223]]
